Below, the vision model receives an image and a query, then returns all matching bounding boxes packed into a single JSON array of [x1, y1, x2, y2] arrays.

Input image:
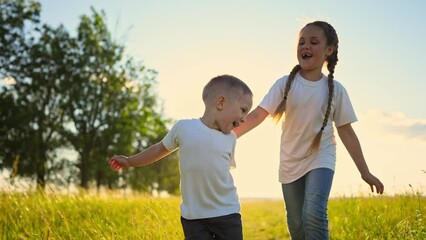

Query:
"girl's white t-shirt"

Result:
[[259, 73, 357, 184], [162, 118, 240, 220]]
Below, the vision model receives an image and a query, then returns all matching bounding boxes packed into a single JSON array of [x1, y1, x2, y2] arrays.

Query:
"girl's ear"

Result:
[[326, 45, 335, 57], [216, 96, 225, 110]]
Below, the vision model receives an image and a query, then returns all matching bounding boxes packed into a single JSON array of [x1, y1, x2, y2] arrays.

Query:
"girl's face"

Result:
[[297, 25, 334, 80]]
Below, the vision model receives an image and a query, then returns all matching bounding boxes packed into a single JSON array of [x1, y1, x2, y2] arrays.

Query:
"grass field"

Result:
[[1, 190, 425, 239]]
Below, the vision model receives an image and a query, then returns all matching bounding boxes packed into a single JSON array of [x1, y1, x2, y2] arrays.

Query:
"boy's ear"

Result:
[[216, 96, 225, 110]]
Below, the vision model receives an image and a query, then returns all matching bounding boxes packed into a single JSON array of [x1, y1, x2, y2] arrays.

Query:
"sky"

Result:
[[31, 0, 426, 198]]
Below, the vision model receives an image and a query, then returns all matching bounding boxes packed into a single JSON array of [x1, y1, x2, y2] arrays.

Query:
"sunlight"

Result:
[[1, 76, 17, 85]]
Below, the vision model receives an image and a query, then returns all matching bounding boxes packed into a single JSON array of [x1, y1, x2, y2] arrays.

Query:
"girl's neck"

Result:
[[299, 69, 323, 81]]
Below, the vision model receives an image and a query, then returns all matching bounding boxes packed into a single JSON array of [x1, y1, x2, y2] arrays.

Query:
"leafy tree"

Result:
[[0, 0, 41, 170], [0, 1, 180, 194], [0, 0, 40, 75], [61, 8, 179, 191], [0, 0, 73, 188]]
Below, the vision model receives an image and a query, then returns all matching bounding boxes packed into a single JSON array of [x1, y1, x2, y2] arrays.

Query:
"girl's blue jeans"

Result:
[[281, 168, 334, 240]]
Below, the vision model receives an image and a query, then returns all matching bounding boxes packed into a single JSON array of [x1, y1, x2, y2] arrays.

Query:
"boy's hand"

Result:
[[108, 155, 130, 171]]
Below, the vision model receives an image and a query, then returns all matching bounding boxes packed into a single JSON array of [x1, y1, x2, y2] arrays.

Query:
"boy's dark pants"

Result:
[[180, 213, 242, 240]]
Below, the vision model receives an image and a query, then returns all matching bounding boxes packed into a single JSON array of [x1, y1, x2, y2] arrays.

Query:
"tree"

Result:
[[0, 1, 180, 194], [0, 0, 73, 188], [0, 0, 40, 76], [0, 0, 41, 169], [61, 8, 179, 191]]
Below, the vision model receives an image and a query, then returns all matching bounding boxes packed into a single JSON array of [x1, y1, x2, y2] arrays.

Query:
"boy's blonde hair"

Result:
[[202, 75, 252, 103]]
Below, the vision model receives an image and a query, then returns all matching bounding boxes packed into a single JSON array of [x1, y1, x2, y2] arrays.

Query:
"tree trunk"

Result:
[[36, 152, 46, 190], [80, 151, 89, 189]]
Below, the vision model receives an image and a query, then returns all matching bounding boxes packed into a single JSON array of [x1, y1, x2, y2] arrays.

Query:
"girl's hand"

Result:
[[362, 173, 384, 194], [108, 155, 130, 171]]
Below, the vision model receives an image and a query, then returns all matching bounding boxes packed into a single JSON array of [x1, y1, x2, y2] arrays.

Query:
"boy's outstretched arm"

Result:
[[337, 123, 384, 194], [234, 107, 269, 138], [109, 141, 171, 171]]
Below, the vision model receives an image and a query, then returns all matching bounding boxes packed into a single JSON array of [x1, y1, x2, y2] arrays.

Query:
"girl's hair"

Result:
[[273, 21, 339, 155]]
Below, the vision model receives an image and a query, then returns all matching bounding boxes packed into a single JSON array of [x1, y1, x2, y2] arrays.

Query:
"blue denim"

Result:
[[281, 168, 334, 240]]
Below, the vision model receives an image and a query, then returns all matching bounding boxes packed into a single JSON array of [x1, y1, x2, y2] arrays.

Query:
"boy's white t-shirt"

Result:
[[162, 118, 240, 220], [259, 73, 357, 184]]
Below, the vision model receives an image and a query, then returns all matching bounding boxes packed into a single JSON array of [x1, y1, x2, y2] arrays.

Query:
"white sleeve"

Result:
[[333, 82, 357, 127], [258, 76, 288, 115], [162, 121, 180, 151]]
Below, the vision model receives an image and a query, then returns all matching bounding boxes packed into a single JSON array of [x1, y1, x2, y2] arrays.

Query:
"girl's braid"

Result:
[[307, 21, 339, 155], [273, 21, 339, 156], [273, 64, 301, 122]]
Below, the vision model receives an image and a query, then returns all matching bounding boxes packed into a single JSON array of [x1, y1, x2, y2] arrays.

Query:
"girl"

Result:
[[234, 21, 384, 239]]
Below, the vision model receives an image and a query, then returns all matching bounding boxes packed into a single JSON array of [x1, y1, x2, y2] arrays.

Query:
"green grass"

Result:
[[1, 191, 425, 239]]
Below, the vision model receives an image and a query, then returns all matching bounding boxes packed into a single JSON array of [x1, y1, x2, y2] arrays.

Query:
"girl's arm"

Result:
[[234, 106, 269, 138], [109, 141, 171, 171], [337, 123, 384, 194]]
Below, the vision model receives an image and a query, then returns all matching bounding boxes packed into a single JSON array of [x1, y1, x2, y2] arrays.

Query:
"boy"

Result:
[[109, 74, 253, 240]]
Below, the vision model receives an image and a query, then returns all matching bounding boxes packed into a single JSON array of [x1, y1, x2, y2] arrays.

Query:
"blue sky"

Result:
[[34, 0, 426, 198]]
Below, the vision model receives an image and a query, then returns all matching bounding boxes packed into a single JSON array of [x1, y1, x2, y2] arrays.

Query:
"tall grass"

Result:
[[1, 191, 425, 239], [329, 194, 426, 240], [1, 191, 182, 239]]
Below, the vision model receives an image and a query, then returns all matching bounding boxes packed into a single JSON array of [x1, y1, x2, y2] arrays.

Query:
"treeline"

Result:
[[0, 0, 180, 194]]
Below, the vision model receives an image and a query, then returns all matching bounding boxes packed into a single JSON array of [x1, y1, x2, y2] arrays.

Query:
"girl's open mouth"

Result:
[[302, 53, 312, 60]]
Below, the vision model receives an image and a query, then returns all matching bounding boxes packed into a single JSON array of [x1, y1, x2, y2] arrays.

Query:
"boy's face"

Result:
[[216, 92, 253, 134]]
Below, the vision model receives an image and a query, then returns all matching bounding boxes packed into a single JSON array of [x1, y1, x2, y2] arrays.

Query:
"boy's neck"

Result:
[[200, 115, 218, 130]]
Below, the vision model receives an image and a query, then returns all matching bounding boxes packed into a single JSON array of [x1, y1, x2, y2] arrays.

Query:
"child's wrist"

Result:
[[126, 156, 132, 167]]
